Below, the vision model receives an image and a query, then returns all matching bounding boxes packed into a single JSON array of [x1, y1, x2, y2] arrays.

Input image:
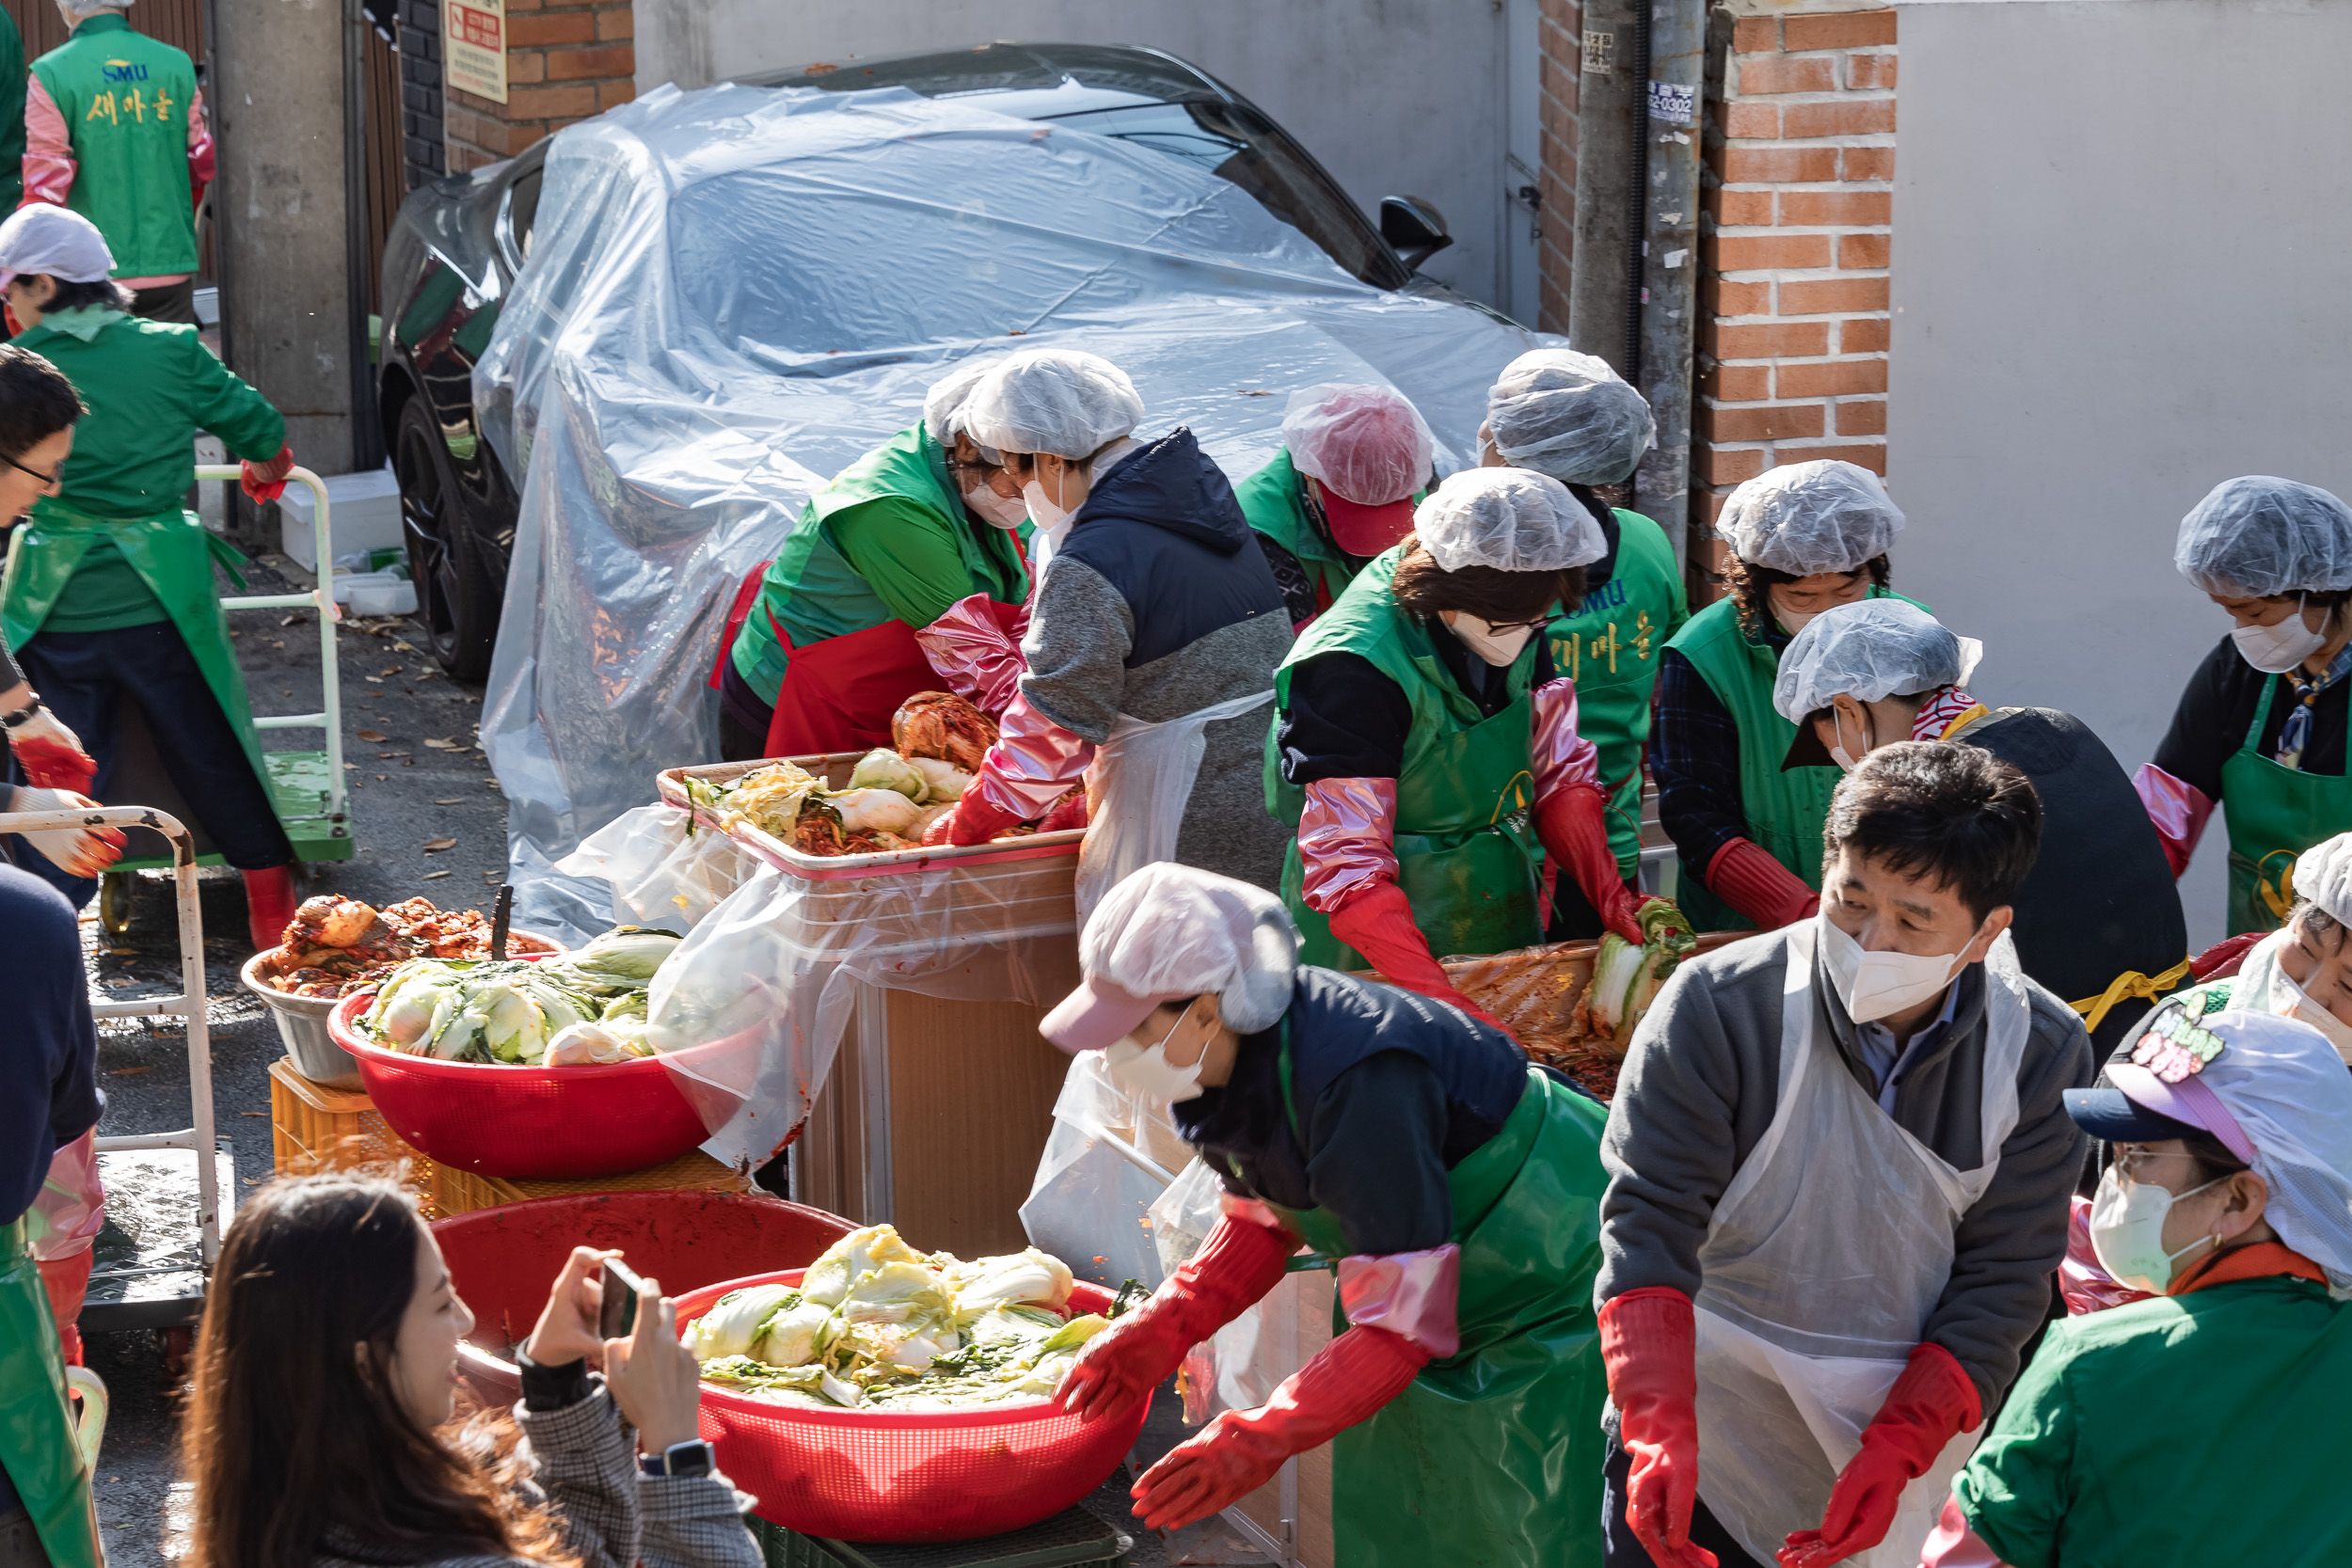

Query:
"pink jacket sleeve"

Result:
[[1530, 676, 1600, 802], [187, 85, 215, 188], [23, 76, 72, 207]]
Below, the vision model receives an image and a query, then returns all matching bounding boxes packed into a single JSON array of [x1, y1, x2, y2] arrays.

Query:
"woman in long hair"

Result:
[[177, 1176, 758, 1568]]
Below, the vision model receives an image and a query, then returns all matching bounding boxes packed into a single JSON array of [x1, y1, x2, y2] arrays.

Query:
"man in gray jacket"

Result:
[[1595, 741, 2092, 1568]]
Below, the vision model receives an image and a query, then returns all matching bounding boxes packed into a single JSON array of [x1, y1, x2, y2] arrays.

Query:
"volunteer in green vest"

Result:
[[1044, 863, 1613, 1568], [1236, 383, 1432, 627], [1654, 458, 1911, 933], [716, 356, 1031, 762], [2141, 475, 2352, 935], [0, 205, 298, 950], [25, 0, 213, 325], [1266, 467, 1643, 1026], [1923, 1000, 2352, 1567], [1480, 347, 1688, 939], [0, 8, 28, 220]]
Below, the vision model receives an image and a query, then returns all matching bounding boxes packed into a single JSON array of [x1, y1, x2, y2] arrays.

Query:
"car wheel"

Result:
[[394, 398, 499, 683]]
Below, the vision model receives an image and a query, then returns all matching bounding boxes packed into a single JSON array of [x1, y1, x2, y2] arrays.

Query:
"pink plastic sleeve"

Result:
[[913, 592, 1029, 713], [29, 1129, 104, 1263], [1530, 677, 1599, 801], [1337, 1244, 1460, 1359], [1917, 1496, 2010, 1568], [23, 76, 72, 207], [1297, 776, 1399, 913], [972, 689, 1094, 820], [2058, 1193, 2152, 1316], [2132, 762, 2213, 879], [1216, 1191, 1291, 1235]]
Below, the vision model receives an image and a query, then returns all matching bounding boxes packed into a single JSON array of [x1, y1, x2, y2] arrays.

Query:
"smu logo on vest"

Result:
[[83, 62, 178, 127], [101, 58, 150, 84]]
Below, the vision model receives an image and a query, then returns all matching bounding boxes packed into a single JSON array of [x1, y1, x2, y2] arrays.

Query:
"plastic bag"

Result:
[[1075, 689, 1276, 917], [550, 803, 747, 933], [1148, 1158, 1328, 1426], [1020, 1052, 1188, 1294], [646, 855, 1077, 1168]]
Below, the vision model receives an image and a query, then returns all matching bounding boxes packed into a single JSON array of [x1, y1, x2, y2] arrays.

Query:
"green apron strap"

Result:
[[203, 528, 249, 591], [0, 1221, 103, 1568]]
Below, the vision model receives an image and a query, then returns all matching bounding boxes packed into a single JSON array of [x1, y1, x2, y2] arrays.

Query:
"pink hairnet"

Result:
[[1282, 384, 1435, 507]]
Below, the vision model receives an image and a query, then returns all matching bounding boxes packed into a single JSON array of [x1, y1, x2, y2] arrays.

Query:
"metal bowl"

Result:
[[241, 932, 564, 1090]]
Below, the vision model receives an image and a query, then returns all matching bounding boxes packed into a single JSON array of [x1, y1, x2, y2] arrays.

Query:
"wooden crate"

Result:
[[427, 1148, 754, 1220], [268, 1058, 435, 1211]]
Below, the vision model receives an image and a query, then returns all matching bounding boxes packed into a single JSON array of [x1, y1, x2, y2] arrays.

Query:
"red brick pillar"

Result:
[[444, 0, 636, 174], [1536, 0, 1583, 335], [1692, 6, 1895, 594]]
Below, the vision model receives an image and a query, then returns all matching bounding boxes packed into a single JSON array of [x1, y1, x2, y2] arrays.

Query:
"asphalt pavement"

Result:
[[76, 551, 1198, 1567]]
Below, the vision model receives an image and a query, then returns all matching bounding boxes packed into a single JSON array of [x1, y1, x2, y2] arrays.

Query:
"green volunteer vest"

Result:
[[1266, 546, 1548, 967], [1234, 447, 1359, 610], [2218, 676, 2352, 935], [1266, 1035, 1610, 1568], [729, 426, 1028, 705], [0, 1221, 102, 1568], [33, 14, 199, 279], [1666, 587, 1921, 931], [1547, 510, 1688, 876]]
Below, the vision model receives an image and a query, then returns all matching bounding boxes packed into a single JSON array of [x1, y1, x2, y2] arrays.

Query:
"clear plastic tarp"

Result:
[[473, 79, 1549, 934]]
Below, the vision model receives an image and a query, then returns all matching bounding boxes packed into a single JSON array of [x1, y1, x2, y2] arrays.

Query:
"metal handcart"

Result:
[[95, 466, 349, 932], [8, 804, 226, 1339]]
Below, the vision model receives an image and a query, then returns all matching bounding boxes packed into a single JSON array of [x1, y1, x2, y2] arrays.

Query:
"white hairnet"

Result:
[[0, 204, 114, 284], [1716, 459, 1904, 576], [2173, 476, 2352, 599], [1079, 863, 1298, 1035], [961, 348, 1145, 461], [1283, 384, 1433, 507], [1772, 599, 1985, 722], [1413, 467, 1605, 574], [920, 356, 1003, 457], [2292, 832, 2352, 927], [1485, 348, 1656, 485]]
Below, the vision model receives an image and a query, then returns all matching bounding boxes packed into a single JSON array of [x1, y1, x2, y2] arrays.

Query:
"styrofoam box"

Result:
[[279, 465, 404, 573]]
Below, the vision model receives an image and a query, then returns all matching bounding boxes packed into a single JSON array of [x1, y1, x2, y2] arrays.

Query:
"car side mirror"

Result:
[[1380, 196, 1454, 271]]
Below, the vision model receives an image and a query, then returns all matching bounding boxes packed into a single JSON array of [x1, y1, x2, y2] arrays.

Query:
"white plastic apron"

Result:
[[1692, 918, 2028, 1568], [1073, 688, 1274, 916]]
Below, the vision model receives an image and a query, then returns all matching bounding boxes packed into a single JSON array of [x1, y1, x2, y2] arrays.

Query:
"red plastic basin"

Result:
[[330, 988, 709, 1180], [675, 1270, 1148, 1543], [433, 1191, 856, 1406]]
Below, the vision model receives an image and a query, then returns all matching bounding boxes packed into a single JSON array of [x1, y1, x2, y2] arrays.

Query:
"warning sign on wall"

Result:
[[445, 0, 508, 104]]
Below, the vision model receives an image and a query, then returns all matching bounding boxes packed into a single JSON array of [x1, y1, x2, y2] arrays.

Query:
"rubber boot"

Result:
[[243, 863, 298, 951]]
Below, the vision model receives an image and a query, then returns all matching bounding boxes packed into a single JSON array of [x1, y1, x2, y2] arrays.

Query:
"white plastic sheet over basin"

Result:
[[475, 78, 1550, 940]]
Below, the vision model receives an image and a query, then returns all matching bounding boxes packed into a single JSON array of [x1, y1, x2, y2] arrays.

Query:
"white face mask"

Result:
[[1100, 1004, 1212, 1103], [2231, 594, 2328, 673], [1772, 597, 1818, 639], [2088, 1165, 2224, 1294], [1828, 706, 1872, 772], [963, 479, 1030, 531], [1818, 911, 1966, 1024], [2259, 952, 2352, 1063], [1445, 613, 1537, 667]]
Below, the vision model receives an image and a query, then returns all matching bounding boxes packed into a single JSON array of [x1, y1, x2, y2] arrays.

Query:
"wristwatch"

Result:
[[1, 700, 40, 729], [639, 1438, 715, 1480]]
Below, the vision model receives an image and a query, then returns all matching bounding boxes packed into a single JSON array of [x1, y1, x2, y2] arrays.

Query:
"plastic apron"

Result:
[[0, 1219, 103, 1568], [2, 503, 269, 792], [1266, 1049, 1611, 1568], [1691, 919, 2026, 1568], [1074, 688, 1275, 917], [2219, 677, 2352, 935]]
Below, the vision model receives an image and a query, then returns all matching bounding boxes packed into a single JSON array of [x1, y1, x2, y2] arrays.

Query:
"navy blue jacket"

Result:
[[3, 864, 100, 1227]]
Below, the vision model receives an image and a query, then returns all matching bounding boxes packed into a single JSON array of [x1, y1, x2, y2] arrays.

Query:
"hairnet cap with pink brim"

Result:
[[1040, 863, 1300, 1053]]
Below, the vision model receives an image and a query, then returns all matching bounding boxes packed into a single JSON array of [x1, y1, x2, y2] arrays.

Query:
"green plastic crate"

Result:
[[103, 749, 352, 873], [748, 1508, 1131, 1568]]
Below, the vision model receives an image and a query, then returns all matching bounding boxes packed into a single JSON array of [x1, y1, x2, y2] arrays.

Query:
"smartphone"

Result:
[[598, 1257, 646, 1341]]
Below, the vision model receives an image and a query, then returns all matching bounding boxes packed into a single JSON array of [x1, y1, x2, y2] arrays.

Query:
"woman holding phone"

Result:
[[174, 1176, 759, 1568]]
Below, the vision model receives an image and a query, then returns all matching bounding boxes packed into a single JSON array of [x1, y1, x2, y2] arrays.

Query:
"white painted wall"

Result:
[[1888, 0, 2352, 946], [632, 0, 1523, 314]]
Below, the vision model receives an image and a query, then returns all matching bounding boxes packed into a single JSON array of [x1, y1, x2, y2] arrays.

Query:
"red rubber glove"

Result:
[[923, 790, 1026, 847], [1704, 838, 1820, 930], [1601, 1288, 1718, 1568], [1055, 1212, 1298, 1424], [1778, 1343, 1981, 1568], [1536, 783, 1643, 942], [241, 443, 295, 503], [1325, 879, 1509, 1033], [7, 705, 98, 794], [1131, 1323, 1428, 1531]]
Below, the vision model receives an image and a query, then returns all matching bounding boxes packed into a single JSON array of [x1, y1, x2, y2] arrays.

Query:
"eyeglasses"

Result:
[[1, 451, 60, 490], [2114, 1148, 2204, 1183]]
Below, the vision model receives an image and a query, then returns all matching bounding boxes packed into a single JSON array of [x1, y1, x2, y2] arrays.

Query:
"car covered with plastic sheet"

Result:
[[472, 73, 1553, 936]]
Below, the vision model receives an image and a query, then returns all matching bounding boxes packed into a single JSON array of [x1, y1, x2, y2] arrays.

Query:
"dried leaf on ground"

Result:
[[434, 798, 465, 805], [422, 870, 453, 880], [421, 837, 456, 852]]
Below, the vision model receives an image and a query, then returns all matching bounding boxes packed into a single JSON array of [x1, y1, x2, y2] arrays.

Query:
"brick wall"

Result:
[[1693, 6, 1895, 578], [399, 0, 446, 187], [1535, 0, 1582, 334], [444, 0, 636, 174]]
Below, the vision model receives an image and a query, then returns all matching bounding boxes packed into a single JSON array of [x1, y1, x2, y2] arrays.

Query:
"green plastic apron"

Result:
[[0, 1220, 102, 1568], [1264, 1038, 1610, 1568], [1666, 589, 1921, 932], [2221, 677, 2352, 934], [1, 503, 270, 792], [1271, 550, 1548, 967]]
